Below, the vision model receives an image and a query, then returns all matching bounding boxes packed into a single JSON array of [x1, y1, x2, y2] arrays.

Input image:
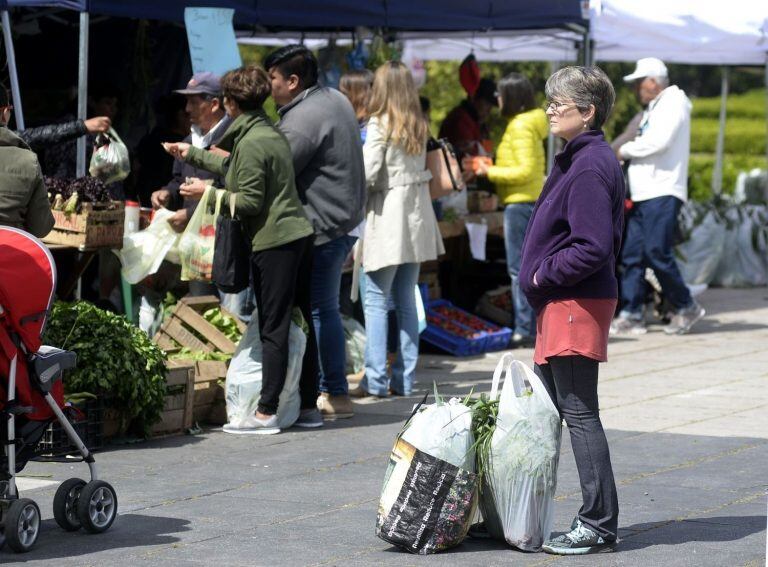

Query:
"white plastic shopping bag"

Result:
[[117, 208, 179, 284], [224, 308, 307, 430], [89, 127, 131, 184], [480, 353, 562, 552]]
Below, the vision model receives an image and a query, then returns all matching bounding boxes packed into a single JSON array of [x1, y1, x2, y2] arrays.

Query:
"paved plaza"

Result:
[[6, 287, 768, 566]]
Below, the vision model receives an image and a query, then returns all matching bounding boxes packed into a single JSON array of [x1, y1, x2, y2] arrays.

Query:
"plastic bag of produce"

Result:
[[224, 308, 307, 431], [89, 127, 130, 184], [675, 204, 726, 285], [342, 315, 366, 375], [178, 186, 224, 281], [479, 354, 561, 552], [376, 395, 478, 554], [118, 208, 180, 284]]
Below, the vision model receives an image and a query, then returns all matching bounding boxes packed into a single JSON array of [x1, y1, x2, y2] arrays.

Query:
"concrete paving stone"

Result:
[[2, 287, 767, 565]]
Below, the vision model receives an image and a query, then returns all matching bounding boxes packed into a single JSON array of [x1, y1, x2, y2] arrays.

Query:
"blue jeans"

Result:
[[504, 203, 536, 337], [361, 263, 420, 396], [312, 235, 357, 395], [619, 196, 692, 318]]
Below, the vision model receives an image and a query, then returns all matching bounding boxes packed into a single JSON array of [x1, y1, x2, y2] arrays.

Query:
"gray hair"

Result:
[[649, 75, 669, 88], [545, 66, 616, 129]]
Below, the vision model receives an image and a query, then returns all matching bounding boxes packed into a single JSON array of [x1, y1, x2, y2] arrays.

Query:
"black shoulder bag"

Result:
[[213, 193, 251, 293]]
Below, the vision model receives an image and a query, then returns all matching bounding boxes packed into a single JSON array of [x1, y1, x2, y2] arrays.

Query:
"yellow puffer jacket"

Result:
[[488, 108, 549, 204]]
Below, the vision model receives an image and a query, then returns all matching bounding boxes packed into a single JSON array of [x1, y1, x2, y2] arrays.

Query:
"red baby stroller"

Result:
[[0, 226, 117, 553]]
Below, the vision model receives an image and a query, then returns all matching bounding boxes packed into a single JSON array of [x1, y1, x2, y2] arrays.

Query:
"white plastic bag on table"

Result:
[[178, 186, 224, 281], [89, 127, 130, 184], [117, 208, 180, 284], [480, 353, 562, 552], [675, 205, 726, 285], [438, 188, 468, 216], [225, 308, 307, 430]]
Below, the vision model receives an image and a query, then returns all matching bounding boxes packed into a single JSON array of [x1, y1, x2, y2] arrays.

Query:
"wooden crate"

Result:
[[44, 201, 125, 249], [192, 360, 228, 424], [151, 360, 195, 436], [154, 296, 246, 355]]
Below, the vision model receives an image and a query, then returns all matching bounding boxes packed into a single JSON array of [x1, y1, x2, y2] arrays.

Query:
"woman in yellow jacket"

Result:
[[475, 73, 549, 347]]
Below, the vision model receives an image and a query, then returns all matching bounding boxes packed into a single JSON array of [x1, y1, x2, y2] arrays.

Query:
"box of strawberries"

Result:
[[422, 300, 512, 356]]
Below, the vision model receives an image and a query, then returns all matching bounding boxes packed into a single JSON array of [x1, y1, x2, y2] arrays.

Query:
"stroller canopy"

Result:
[[0, 227, 56, 354]]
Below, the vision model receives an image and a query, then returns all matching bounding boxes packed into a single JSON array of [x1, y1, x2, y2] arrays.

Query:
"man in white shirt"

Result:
[[611, 58, 705, 336]]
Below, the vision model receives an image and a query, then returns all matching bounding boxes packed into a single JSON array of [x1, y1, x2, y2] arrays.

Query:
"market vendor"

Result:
[[0, 87, 54, 238], [150, 72, 232, 233], [439, 73, 497, 160]]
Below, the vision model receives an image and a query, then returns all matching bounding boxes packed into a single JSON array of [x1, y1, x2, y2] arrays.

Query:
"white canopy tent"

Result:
[[591, 0, 768, 194]]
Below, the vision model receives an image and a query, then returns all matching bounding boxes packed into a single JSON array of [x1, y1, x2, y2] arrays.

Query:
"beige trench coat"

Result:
[[361, 116, 445, 273]]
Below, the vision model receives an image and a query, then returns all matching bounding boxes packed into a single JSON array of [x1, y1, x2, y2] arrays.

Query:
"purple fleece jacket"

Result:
[[519, 130, 626, 314]]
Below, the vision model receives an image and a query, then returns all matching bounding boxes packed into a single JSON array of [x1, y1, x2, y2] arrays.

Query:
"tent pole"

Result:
[[1, 10, 24, 130], [711, 66, 729, 196], [547, 60, 559, 175], [76, 11, 89, 178], [582, 26, 591, 66]]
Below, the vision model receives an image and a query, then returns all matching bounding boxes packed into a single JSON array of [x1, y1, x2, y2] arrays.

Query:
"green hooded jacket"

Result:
[[0, 126, 54, 238], [185, 111, 313, 252]]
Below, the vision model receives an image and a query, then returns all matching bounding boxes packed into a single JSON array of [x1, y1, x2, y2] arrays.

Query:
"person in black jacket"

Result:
[[16, 115, 111, 153]]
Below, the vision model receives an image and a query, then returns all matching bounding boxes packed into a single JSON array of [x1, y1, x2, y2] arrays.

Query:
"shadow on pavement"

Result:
[[3, 514, 191, 562], [690, 319, 768, 334], [618, 516, 767, 549]]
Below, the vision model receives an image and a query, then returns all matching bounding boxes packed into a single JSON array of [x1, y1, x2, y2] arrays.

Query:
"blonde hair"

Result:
[[339, 69, 374, 121], [367, 61, 429, 155]]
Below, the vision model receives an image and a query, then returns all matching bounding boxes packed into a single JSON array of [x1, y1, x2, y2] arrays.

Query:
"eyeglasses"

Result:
[[544, 101, 576, 114]]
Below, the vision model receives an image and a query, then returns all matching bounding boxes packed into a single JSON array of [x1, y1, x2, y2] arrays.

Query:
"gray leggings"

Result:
[[535, 356, 619, 540]]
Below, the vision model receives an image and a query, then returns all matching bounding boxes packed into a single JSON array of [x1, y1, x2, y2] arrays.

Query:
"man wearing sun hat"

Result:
[[611, 57, 705, 337]]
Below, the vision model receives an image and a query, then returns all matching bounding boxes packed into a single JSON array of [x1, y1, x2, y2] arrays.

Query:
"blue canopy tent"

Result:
[[3, 1, 585, 30], [1, 0, 587, 172]]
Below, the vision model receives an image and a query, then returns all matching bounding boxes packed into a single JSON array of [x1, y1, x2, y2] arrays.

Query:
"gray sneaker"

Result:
[[294, 408, 324, 428], [542, 521, 616, 555], [609, 316, 647, 336], [664, 301, 705, 335]]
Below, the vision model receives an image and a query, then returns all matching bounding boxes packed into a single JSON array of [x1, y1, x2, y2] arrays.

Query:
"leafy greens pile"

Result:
[[43, 301, 167, 436]]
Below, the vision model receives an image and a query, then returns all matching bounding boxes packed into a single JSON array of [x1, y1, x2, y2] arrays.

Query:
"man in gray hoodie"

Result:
[[265, 45, 366, 424]]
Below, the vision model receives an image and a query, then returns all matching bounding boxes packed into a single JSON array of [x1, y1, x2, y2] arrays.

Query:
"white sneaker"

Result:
[[609, 316, 647, 336], [223, 414, 280, 435], [664, 301, 706, 335]]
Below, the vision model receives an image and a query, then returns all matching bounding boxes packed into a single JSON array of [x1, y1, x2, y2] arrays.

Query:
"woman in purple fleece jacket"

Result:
[[519, 67, 625, 555]]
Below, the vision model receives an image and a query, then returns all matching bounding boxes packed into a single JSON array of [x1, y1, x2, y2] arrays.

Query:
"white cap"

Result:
[[623, 58, 668, 83]]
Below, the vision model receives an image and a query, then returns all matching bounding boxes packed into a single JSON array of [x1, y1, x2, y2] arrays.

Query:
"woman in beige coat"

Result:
[[352, 61, 444, 398]]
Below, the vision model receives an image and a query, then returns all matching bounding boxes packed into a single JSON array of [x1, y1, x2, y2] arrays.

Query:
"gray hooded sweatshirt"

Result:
[[277, 86, 366, 245]]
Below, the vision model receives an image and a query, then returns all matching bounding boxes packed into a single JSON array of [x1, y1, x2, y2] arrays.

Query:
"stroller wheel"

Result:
[[77, 481, 117, 534], [54, 478, 87, 532], [5, 498, 41, 553]]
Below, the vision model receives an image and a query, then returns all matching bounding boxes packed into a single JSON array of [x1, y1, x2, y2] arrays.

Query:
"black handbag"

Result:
[[213, 195, 251, 293]]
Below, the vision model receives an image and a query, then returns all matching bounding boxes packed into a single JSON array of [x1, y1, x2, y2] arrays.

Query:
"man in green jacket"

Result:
[[0, 88, 54, 238]]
